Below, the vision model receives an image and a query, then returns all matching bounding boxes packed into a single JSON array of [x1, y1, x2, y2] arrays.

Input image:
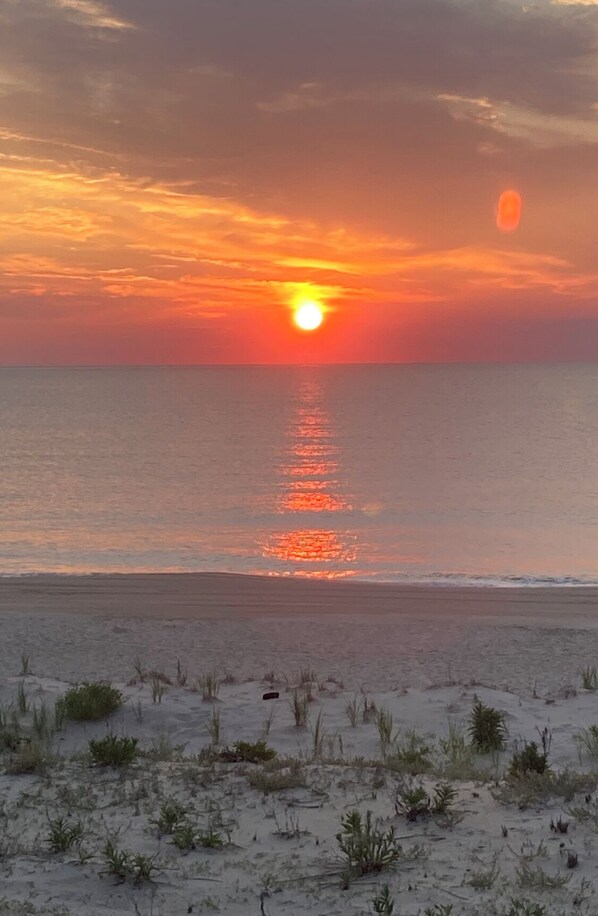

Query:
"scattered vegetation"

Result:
[[55, 682, 124, 722]]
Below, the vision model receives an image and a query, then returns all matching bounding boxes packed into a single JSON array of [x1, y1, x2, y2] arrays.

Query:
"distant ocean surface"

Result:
[[1, 364, 598, 585]]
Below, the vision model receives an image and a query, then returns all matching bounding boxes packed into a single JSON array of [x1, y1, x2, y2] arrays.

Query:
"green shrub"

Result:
[[508, 742, 549, 780], [88, 734, 138, 766], [468, 698, 507, 752], [216, 739, 277, 763], [56, 682, 124, 722], [337, 810, 401, 884]]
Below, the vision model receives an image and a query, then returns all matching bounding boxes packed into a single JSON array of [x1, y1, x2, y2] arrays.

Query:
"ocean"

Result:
[[1, 363, 598, 584]]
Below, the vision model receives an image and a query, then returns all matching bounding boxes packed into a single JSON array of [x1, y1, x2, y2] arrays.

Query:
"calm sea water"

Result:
[[1, 364, 598, 584]]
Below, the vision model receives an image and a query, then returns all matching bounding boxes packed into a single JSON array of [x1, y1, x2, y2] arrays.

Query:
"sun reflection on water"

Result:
[[262, 374, 358, 577]]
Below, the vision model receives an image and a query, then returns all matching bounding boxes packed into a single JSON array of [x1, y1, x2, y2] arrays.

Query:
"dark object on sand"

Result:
[[263, 691, 279, 700]]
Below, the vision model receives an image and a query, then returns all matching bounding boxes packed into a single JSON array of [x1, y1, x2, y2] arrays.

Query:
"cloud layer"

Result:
[[0, 0, 597, 363]]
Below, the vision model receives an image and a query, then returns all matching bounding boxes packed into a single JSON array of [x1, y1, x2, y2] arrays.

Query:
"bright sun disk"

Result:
[[294, 301, 323, 331]]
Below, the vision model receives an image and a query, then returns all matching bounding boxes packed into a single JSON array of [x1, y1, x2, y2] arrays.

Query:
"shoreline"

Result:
[[1, 571, 598, 625]]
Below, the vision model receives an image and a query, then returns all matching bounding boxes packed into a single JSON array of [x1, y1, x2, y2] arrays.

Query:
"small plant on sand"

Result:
[[424, 907, 454, 916], [337, 810, 401, 886], [6, 740, 50, 774], [17, 681, 29, 715], [0, 708, 21, 752], [506, 902, 547, 916], [150, 674, 165, 704], [55, 682, 124, 722], [209, 707, 221, 745], [468, 697, 507, 752], [173, 821, 226, 851], [151, 800, 190, 835], [32, 702, 55, 746], [395, 782, 456, 821], [387, 731, 433, 775], [47, 816, 83, 852], [219, 739, 277, 763], [362, 691, 377, 723], [372, 884, 395, 915], [175, 658, 188, 687], [515, 860, 570, 889], [346, 694, 359, 727], [20, 654, 32, 676], [88, 734, 138, 766], [290, 689, 309, 727], [508, 742, 550, 780], [574, 724, 598, 761], [375, 708, 395, 756], [262, 705, 276, 737], [580, 665, 598, 691], [494, 767, 598, 808], [198, 673, 220, 702], [247, 758, 306, 793], [466, 860, 500, 890], [102, 840, 158, 882], [311, 710, 326, 758]]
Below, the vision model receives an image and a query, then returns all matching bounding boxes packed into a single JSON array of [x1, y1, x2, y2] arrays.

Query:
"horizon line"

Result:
[[1, 357, 598, 370]]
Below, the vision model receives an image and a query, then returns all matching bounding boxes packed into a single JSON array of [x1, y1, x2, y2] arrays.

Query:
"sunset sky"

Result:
[[1, 0, 598, 364]]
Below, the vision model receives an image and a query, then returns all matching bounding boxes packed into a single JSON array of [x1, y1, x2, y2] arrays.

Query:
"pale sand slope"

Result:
[[1, 575, 598, 915]]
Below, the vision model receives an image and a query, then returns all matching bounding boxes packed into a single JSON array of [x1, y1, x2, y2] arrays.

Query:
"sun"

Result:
[[293, 300, 324, 332]]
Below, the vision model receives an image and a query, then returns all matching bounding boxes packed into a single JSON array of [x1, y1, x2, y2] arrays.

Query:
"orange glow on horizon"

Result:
[[496, 189, 522, 233]]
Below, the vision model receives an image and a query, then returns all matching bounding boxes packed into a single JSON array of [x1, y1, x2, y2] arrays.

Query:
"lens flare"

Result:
[[496, 189, 522, 233]]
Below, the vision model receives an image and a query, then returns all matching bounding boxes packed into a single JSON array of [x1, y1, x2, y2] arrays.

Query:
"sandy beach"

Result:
[[2, 575, 598, 915]]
